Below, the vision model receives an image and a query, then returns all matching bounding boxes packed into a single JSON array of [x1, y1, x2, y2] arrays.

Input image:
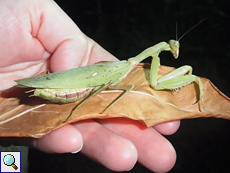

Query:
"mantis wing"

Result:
[[15, 61, 132, 89]]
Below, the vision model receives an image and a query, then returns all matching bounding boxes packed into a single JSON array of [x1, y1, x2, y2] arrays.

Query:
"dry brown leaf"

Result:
[[0, 63, 229, 138]]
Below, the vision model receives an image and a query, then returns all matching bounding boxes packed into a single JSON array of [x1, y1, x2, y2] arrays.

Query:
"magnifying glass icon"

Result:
[[3, 154, 18, 170]]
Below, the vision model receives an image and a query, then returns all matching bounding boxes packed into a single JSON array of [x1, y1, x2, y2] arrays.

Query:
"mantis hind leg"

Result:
[[64, 82, 113, 122], [64, 83, 134, 122], [100, 84, 135, 114]]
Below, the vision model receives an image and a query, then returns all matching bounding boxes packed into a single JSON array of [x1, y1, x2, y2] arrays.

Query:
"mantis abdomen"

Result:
[[34, 87, 95, 103]]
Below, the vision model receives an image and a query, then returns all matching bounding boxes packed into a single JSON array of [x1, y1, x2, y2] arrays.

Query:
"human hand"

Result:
[[0, 0, 180, 172]]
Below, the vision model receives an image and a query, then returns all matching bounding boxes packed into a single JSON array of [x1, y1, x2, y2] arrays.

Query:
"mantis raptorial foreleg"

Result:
[[128, 40, 208, 112], [150, 56, 205, 109]]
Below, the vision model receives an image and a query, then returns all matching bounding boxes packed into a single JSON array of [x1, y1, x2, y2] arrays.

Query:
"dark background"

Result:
[[29, 0, 230, 172]]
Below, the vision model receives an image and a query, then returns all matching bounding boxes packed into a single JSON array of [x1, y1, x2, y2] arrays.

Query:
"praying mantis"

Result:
[[15, 23, 208, 121]]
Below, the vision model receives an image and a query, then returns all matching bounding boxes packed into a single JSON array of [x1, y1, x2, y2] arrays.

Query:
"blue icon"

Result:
[[3, 154, 18, 170]]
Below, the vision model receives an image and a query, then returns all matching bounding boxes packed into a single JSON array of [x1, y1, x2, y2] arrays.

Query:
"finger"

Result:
[[35, 0, 88, 71], [25, 124, 83, 153], [73, 119, 138, 172], [97, 118, 177, 172], [50, 37, 117, 71], [35, 0, 117, 72], [154, 120, 181, 135], [86, 39, 118, 65]]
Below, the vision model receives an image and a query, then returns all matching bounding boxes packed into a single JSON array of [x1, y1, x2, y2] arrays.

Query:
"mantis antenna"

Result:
[[177, 19, 206, 41], [176, 22, 178, 41]]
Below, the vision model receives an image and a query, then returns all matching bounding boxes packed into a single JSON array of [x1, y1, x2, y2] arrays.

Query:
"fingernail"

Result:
[[71, 143, 83, 154], [126, 165, 135, 171]]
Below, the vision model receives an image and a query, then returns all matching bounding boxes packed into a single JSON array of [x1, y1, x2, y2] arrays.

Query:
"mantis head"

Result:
[[168, 40, 180, 59], [168, 19, 205, 59]]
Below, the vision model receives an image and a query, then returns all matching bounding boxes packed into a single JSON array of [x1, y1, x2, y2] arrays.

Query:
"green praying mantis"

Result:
[[15, 22, 208, 122]]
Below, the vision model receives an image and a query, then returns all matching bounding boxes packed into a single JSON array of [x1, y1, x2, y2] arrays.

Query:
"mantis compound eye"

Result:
[[168, 40, 180, 59]]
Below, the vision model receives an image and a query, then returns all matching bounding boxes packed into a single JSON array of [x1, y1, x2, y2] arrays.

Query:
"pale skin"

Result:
[[0, 0, 180, 172]]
